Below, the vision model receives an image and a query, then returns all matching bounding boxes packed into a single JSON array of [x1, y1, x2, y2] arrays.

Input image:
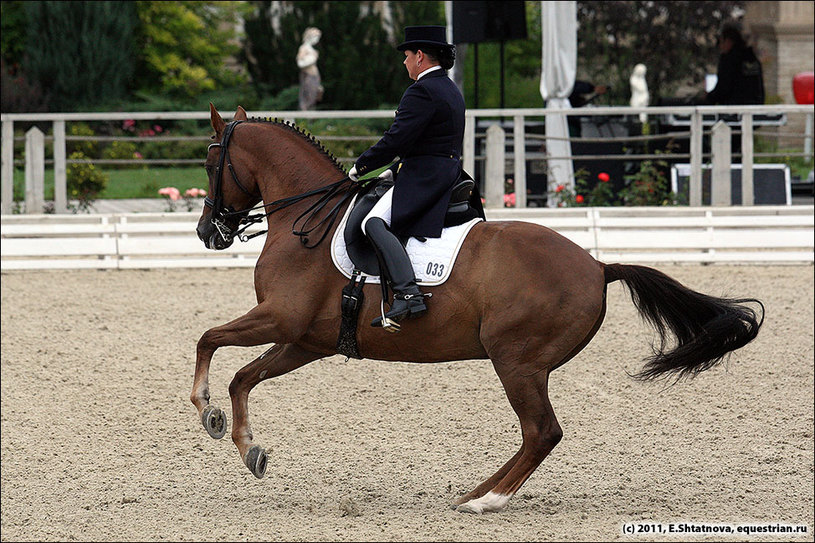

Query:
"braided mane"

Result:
[[248, 117, 344, 170]]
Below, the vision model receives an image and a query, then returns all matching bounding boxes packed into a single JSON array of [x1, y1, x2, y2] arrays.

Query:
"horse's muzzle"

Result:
[[197, 222, 234, 251]]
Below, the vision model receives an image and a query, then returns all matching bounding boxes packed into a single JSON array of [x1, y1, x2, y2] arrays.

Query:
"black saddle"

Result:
[[342, 174, 483, 276]]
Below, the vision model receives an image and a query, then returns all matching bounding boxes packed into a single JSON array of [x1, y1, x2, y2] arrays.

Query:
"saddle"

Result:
[[342, 174, 483, 275]]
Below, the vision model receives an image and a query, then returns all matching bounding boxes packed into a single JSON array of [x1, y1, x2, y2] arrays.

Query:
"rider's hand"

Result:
[[379, 168, 393, 182], [348, 165, 359, 182]]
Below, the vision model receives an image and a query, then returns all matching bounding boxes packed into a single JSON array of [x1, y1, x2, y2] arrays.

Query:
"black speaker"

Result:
[[453, 1, 527, 44]]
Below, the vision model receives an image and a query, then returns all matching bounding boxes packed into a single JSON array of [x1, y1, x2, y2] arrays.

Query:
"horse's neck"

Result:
[[252, 124, 344, 202]]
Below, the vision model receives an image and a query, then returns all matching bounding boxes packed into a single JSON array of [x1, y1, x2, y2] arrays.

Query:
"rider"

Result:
[[348, 25, 465, 330]]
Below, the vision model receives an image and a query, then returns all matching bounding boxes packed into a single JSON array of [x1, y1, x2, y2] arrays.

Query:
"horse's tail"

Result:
[[603, 262, 764, 382]]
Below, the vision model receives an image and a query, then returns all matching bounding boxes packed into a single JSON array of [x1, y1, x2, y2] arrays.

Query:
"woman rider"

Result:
[[348, 25, 466, 330]]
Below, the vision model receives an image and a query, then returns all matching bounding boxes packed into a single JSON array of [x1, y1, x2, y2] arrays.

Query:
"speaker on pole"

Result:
[[452, 1, 527, 44], [452, 1, 526, 108]]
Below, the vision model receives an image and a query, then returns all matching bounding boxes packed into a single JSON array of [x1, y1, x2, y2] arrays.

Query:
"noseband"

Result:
[[203, 121, 259, 242], [204, 120, 361, 248]]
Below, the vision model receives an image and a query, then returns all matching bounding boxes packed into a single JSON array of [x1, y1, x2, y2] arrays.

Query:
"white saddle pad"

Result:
[[330, 196, 482, 286]]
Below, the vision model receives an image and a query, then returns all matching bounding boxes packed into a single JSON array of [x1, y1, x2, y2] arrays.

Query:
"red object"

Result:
[[576, 194, 584, 203], [598, 172, 610, 182], [793, 72, 814, 104]]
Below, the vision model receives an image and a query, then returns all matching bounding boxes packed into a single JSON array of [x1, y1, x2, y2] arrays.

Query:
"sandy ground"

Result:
[[1, 264, 813, 542]]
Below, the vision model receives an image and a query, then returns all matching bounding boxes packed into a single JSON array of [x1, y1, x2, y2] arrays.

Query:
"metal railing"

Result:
[[2, 104, 812, 214]]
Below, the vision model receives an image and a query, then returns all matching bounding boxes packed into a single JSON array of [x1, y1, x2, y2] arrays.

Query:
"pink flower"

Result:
[[134, 152, 143, 159], [159, 187, 181, 201], [122, 119, 136, 131], [153, 124, 163, 133], [185, 188, 207, 198], [503, 192, 516, 207]]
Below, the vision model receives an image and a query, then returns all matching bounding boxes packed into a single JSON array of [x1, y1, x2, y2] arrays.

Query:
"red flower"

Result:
[[555, 184, 565, 193], [598, 172, 610, 183], [576, 194, 585, 203]]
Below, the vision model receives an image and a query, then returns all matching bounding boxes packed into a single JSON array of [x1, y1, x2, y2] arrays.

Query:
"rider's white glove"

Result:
[[348, 165, 359, 182], [379, 168, 394, 182]]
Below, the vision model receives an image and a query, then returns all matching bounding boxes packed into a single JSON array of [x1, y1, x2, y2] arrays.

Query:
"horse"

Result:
[[191, 105, 764, 514]]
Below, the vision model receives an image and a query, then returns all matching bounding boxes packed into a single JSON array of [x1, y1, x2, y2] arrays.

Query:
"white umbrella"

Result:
[[540, 1, 577, 205]]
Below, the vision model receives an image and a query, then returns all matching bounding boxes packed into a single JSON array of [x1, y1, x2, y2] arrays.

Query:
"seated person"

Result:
[[569, 80, 608, 108]]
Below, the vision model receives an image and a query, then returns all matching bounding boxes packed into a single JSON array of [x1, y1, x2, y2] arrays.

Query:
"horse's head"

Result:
[[197, 104, 262, 250]]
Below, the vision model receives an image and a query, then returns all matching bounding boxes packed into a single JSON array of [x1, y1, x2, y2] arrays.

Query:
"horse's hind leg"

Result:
[[455, 365, 561, 514], [228, 343, 321, 478]]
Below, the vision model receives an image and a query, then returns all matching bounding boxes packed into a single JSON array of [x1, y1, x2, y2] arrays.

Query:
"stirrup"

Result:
[[372, 292, 431, 333], [377, 299, 402, 333]]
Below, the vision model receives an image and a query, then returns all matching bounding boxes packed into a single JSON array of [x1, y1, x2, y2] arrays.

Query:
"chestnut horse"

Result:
[[191, 105, 763, 514]]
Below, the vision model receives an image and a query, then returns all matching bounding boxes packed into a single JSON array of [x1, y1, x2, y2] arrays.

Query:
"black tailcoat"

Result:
[[354, 69, 465, 238]]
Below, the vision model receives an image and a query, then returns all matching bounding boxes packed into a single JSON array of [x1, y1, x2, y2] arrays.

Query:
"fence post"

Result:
[[690, 110, 703, 206], [53, 120, 68, 213], [484, 124, 505, 208], [513, 115, 527, 208], [711, 120, 731, 206], [464, 114, 475, 179], [741, 113, 754, 205], [25, 127, 45, 214], [1, 120, 12, 214]]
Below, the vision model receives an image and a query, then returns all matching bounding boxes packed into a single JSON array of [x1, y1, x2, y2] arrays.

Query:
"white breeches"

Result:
[[361, 186, 394, 235]]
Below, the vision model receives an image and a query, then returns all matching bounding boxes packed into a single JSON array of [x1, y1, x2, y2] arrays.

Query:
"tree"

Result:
[[241, 1, 444, 110], [134, 1, 248, 99], [22, 1, 138, 111], [575, 1, 745, 104]]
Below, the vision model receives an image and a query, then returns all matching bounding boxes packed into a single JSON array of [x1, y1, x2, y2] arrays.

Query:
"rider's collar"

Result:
[[417, 66, 442, 80]]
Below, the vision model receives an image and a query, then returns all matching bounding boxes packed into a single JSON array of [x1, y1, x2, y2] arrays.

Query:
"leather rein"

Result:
[[204, 120, 362, 249]]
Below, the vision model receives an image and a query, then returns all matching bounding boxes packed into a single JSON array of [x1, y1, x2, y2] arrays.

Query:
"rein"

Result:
[[205, 120, 365, 248]]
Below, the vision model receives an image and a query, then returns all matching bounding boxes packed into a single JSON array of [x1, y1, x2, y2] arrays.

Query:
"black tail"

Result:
[[604, 263, 764, 382]]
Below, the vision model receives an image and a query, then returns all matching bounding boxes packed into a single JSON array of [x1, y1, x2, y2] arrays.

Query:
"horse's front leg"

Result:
[[228, 343, 322, 478], [190, 304, 286, 439]]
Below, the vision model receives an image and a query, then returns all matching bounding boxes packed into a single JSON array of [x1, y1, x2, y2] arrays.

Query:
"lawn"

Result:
[[11, 167, 207, 200]]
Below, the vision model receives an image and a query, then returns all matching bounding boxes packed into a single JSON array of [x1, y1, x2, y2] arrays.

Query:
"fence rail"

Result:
[[2, 104, 812, 214], [2, 205, 811, 270]]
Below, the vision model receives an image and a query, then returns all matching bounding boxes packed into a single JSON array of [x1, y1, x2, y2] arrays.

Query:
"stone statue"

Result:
[[296, 27, 324, 111], [630, 63, 650, 123]]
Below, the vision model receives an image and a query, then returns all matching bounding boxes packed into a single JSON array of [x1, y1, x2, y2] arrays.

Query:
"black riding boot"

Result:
[[365, 217, 429, 330]]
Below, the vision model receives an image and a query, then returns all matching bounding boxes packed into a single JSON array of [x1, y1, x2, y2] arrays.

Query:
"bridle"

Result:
[[204, 120, 363, 248]]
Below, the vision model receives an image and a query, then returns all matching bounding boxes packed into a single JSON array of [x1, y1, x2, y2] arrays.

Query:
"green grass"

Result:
[[11, 167, 208, 200]]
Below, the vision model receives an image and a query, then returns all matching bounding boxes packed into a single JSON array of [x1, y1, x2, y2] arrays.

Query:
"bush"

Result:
[[102, 140, 145, 169], [68, 123, 98, 157], [67, 151, 108, 212], [619, 159, 675, 206]]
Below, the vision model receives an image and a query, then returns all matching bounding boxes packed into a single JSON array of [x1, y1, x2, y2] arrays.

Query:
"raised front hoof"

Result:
[[201, 405, 227, 439], [244, 445, 267, 479]]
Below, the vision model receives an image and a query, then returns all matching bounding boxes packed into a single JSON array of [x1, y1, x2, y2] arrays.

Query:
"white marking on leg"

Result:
[[456, 491, 512, 514]]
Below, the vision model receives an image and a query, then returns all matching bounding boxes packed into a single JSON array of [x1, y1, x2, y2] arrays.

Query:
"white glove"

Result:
[[379, 169, 394, 182], [348, 165, 359, 182]]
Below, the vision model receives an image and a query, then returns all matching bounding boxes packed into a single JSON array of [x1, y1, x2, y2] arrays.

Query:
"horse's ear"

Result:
[[235, 106, 248, 121], [210, 102, 225, 135]]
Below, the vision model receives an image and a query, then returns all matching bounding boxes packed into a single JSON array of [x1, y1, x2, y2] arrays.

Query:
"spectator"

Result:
[[705, 22, 764, 105], [569, 80, 608, 108]]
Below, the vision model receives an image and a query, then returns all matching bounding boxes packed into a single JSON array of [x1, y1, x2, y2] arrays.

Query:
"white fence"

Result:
[[2, 104, 812, 214], [2, 205, 812, 271]]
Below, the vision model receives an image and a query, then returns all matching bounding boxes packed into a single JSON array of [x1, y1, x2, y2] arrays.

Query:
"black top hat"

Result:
[[397, 25, 451, 52]]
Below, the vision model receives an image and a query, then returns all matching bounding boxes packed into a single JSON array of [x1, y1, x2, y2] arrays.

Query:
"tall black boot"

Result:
[[365, 217, 429, 330]]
